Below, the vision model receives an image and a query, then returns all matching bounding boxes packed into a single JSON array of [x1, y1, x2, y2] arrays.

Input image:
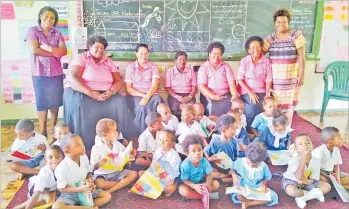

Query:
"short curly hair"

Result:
[[48, 144, 65, 159], [272, 108, 288, 127], [175, 51, 188, 60], [181, 134, 204, 153], [96, 118, 117, 137], [245, 141, 267, 163], [273, 8, 292, 23], [158, 130, 176, 143], [216, 114, 236, 133], [321, 126, 340, 143], [263, 96, 275, 106], [15, 119, 35, 133], [244, 36, 264, 52], [207, 42, 225, 56], [135, 43, 149, 52], [88, 35, 108, 49], [145, 112, 161, 126], [181, 104, 196, 116], [55, 122, 70, 131]]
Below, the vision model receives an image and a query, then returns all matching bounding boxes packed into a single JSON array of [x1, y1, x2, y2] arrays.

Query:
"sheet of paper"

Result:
[[267, 150, 291, 166]]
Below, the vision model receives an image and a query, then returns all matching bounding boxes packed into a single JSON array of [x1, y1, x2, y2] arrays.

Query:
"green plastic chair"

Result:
[[320, 61, 349, 123]]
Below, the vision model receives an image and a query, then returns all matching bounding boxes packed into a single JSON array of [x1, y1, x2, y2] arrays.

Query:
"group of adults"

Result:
[[27, 7, 305, 151]]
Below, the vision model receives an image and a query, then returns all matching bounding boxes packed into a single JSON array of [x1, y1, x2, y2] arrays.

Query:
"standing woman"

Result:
[[263, 8, 306, 124], [198, 42, 239, 117], [124, 44, 163, 136], [26, 6, 67, 137], [165, 51, 197, 119]]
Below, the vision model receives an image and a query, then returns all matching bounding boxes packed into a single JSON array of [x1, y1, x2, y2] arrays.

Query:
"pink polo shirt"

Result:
[[69, 51, 120, 91], [197, 60, 235, 95], [237, 54, 272, 95], [124, 61, 160, 93], [164, 66, 197, 94]]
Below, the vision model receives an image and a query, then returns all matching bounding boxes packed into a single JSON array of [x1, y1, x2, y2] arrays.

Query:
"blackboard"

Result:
[[83, 0, 323, 61]]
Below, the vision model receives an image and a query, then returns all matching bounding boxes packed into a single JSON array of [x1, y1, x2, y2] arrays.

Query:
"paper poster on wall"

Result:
[[317, 1, 349, 72], [1, 3, 15, 19], [48, 2, 69, 18], [18, 20, 37, 59], [14, 1, 48, 19], [1, 60, 36, 104]]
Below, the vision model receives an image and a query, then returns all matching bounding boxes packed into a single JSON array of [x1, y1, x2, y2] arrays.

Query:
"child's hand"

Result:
[[207, 124, 215, 132], [259, 180, 268, 193], [301, 149, 311, 163], [209, 155, 222, 163], [35, 144, 46, 152], [193, 184, 205, 194], [98, 158, 108, 167], [255, 133, 261, 137], [238, 144, 247, 152], [78, 182, 92, 193], [166, 179, 174, 186], [335, 175, 342, 184], [204, 182, 212, 193], [232, 174, 240, 188]]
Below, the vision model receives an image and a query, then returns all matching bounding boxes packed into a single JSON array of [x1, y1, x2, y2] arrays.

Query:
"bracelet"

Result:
[[188, 95, 192, 100], [109, 89, 115, 95]]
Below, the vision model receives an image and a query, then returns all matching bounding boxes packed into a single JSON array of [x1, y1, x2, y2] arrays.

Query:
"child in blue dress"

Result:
[[204, 114, 238, 183], [250, 97, 276, 141], [229, 141, 278, 208], [257, 108, 292, 151], [228, 110, 250, 157]]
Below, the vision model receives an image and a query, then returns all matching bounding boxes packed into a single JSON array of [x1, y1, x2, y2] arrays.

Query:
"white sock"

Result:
[[295, 197, 306, 208], [303, 188, 324, 202]]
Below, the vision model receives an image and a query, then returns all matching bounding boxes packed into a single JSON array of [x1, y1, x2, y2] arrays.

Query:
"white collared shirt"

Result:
[[268, 125, 294, 148], [29, 165, 57, 192], [90, 140, 126, 175], [137, 128, 158, 154], [176, 121, 207, 144], [241, 114, 247, 128], [153, 148, 181, 177], [95, 132, 125, 145], [162, 114, 179, 132], [242, 157, 266, 180], [283, 153, 309, 181], [55, 154, 92, 189], [312, 144, 343, 172], [11, 131, 49, 157]]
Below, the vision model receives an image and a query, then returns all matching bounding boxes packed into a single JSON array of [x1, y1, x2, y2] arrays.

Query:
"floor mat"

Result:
[[6, 113, 349, 209]]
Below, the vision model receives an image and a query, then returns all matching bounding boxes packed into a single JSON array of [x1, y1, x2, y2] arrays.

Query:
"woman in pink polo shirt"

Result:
[[237, 36, 272, 131], [63, 35, 130, 150], [198, 42, 239, 117], [124, 44, 163, 135], [165, 51, 197, 119]]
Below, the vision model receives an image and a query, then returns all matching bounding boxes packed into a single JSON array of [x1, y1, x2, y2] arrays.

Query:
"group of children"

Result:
[[10, 97, 348, 209]]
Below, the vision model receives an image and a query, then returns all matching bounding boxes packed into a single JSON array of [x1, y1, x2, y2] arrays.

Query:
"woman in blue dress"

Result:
[[229, 141, 278, 208]]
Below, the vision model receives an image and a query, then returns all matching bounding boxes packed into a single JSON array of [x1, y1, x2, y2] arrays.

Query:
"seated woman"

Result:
[[165, 51, 197, 119], [198, 42, 238, 117], [64, 35, 130, 151], [237, 36, 272, 131], [124, 44, 163, 136]]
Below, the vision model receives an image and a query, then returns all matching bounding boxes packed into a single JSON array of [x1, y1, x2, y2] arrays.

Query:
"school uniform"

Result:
[[230, 158, 278, 206], [180, 157, 213, 184], [124, 61, 163, 136], [198, 115, 216, 138], [153, 148, 181, 177], [234, 126, 250, 157], [257, 125, 292, 151], [90, 139, 130, 181], [198, 60, 235, 116], [28, 165, 57, 198], [175, 121, 207, 155], [162, 114, 179, 132], [251, 113, 273, 141], [165, 66, 197, 118], [241, 114, 247, 129], [137, 128, 158, 155], [11, 131, 49, 168], [55, 154, 101, 205]]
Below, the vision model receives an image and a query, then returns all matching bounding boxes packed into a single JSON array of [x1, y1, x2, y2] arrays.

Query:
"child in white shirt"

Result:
[[176, 105, 207, 154], [157, 103, 179, 132], [193, 103, 216, 138], [313, 127, 349, 190], [53, 134, 111, 209], [90, 118, 138, 193], [139, 130, 181, 196], [282, 134, 331, 209], [11, 119, 49, 176], [136, 112, 164, 167], [13, 145, 64, 209], [51, 122, 71, 146]]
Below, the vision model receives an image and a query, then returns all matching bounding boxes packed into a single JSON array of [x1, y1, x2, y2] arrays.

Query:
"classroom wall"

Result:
[[1, 1, 347, 121]]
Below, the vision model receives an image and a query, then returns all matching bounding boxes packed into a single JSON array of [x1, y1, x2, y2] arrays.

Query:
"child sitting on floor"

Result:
[[179, 134, 220, 200], [257, 108, 292, 151], [139, 130, 181, 196], [193, 103, 216, 138], [90, 118, 138, 193], [51, 122, 71, 146], [313, 127, 349, 190], [229, 141, 278, 208], [53, 134, 111, 209], [176, 105, 208, 155], [14, 145, 64, 209], [136, 112, 163, 167], [204, 114, 238, 183], [157, 103, 179, 132], [10, 119, 49, 177], [231, 98, 247, 129], [228, 110, 250, 157], [282, 134, 331, 209], [250, 97, 276, 141]]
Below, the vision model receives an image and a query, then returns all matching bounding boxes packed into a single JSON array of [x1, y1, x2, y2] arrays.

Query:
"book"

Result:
[[100, 141, 133, 171], [267, 150, 291, 166], [129, 156, 179, 199], [76, 181, 94, 206], [330, 175, 349, 202], [9, 138, 43, 161], [214, 151, 233, 169], [202, 185, 210, 209], [226, 185, 272, 201]]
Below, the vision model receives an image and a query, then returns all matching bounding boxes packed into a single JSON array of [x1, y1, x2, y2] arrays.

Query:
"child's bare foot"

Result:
[[164, 192, 173, 197], [242, 201, 249, 209]]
